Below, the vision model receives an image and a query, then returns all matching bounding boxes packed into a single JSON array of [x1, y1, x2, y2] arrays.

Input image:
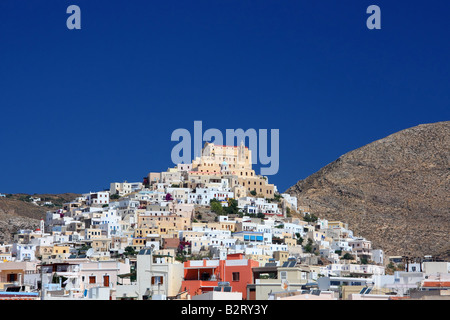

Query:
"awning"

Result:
[[118, 273, 135, 278]]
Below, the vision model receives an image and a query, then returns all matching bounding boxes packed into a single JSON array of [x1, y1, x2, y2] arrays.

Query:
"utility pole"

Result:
[[40, 263, 45, 300]]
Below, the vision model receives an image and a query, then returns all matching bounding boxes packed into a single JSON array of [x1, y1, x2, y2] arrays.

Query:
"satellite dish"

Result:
[[86, 248, 94, 257]]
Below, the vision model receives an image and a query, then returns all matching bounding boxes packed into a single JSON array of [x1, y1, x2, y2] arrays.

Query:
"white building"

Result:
[[110, 181, 143, 196], [131, 191, 165, 203], [187, 187, 234, 206], [423, 261, 450, 274], [281, 193, 297, 211], [331, 239, 352, 252], [371, 249, 384, 265], [99, 209, 122, 237], [283, 222, 306, 238], [84, 191, 110, 206], [76, 259, 131, 300], [322, 263, 385, 277], [166, 187, 192, 203], [116, 248, 183, 300], [238, 197, 280, 215], [348, 238, 372, 260], [12, 243, 37, 261]]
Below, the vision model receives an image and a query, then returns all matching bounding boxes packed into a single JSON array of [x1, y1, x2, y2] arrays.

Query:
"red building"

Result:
[[181, 253, 259, 300]]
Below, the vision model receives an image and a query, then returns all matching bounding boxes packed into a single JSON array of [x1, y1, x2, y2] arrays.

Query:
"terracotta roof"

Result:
[[162, 238, 180, 249], [422, 281, 450, 287]]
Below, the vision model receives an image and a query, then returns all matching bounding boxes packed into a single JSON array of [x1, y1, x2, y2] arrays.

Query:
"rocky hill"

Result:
[[0, 193, 79, 244], [286, 121, 450, 261]]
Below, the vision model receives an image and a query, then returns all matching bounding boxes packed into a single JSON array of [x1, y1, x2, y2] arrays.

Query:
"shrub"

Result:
[[210, 201, 223, 215], [342, 253, 354, 260], [224, 198, 239, 215], [303, 213, 318, 223]]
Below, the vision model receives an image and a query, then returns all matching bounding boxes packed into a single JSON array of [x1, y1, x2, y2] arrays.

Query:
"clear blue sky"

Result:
[[0, 0, 449, 194]]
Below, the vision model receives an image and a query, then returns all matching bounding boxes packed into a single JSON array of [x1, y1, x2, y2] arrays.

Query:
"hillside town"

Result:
[[0, 142, 448, 301]]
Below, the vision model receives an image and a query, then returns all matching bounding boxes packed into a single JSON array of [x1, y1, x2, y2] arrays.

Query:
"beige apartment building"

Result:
[[191, 142, 252, 173], [84, 228, 104, 240], [91, 238, 112, 254], [246, 253, 272, 266], [248, 262, 310, 300], [133, 213, 191, 246], [188, 142, 276, 198], [273, 251, 289, 265], [190, 221, 238, 233], [238, 176, 275, 198]]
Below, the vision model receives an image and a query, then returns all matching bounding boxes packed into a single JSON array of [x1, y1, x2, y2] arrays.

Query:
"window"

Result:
[[103, 275, 110, 287], [152, 276, 164, 285], [7, 273, 18, 282], [89, 276, 96, 284], [232, 272, 240, 281]]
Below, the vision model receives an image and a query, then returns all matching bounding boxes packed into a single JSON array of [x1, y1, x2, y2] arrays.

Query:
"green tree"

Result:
[[303, 213, 318, 223], [124, 246, 137, 257], [295, 233, 304, 245], [304, 238, 314, 253], [342, 253, 354, 260], [257, 212, 265, 219], [225, 198, 239, 215], [210, 199, 223, 215], [78, 244, 91, 255]]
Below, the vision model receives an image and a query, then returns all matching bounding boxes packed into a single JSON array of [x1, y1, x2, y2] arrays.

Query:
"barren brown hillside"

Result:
[[0, 193, 79, 244], [286, 121, 450, 260]]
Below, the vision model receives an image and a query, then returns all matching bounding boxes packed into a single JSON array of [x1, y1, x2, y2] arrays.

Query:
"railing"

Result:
[[225, 259, 248, 266]]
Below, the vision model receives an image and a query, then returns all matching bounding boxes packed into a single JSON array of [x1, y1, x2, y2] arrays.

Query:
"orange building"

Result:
[[181, 253, 259, 300]]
